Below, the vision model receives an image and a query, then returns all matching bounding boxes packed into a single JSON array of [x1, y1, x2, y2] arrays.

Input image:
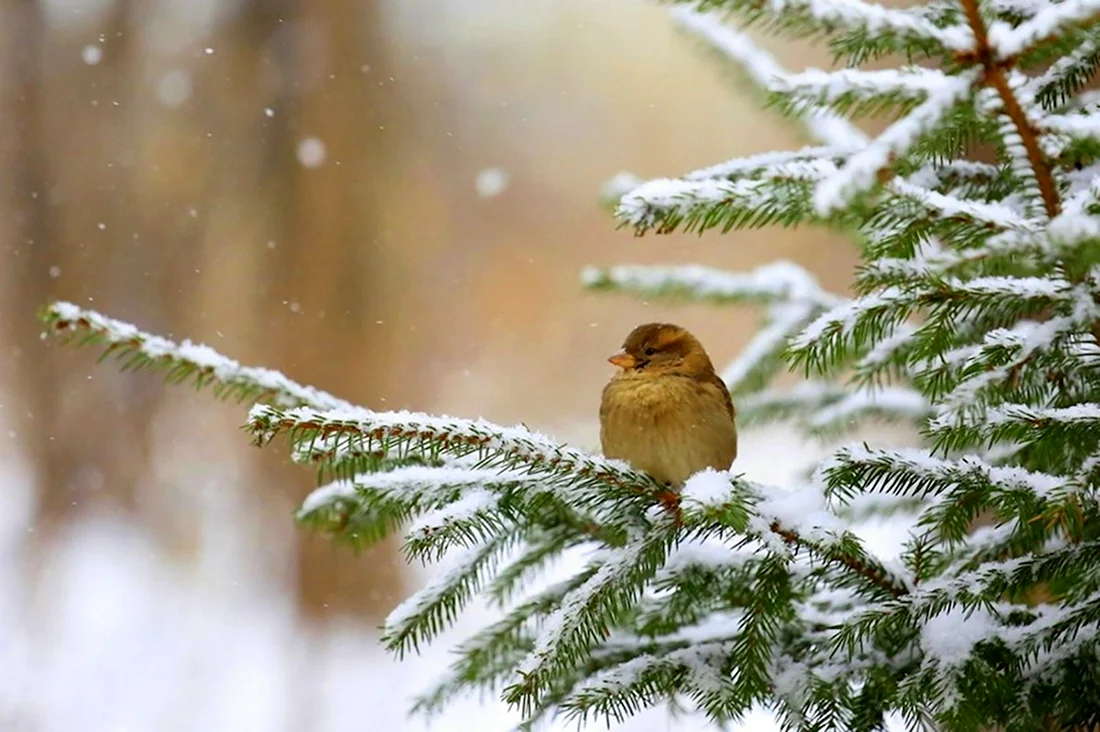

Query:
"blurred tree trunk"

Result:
[[2, 0, 167, 549], [247, 0, 408, 620], [2, 0, 405, 622]]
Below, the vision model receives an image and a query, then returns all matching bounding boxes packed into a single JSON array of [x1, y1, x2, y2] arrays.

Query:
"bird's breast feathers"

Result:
[[599, 374, 737, 486]]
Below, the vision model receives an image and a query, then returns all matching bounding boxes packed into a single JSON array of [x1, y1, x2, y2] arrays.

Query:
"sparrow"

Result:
[[599, 323, 737, 488]]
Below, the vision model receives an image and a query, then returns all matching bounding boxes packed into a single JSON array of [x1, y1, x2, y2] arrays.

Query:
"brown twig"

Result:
[[769, 520, 909, 598], [958, 0, 1061, 218]]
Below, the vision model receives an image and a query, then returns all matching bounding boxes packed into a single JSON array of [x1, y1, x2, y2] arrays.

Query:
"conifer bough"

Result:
[[38, 0, 1100, 727]]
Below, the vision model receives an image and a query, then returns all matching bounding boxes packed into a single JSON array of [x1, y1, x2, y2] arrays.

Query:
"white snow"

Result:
[[581, 260, 841, 308], [155, 70, 193, 108], [773, 66, 955, 106], [475, 168, 509, 198], [81, 44, 103, 66], [889, 177, 1038, 232], [990, 0, 1100, 58], [300, 480, 359, 515], [920, 605, 998, 670], [408, 489, 500, 537], [297, 137, 328, 168], [680, 469, 739, 509], [789, 287, 910, 353], [754, 482, 848, 545]]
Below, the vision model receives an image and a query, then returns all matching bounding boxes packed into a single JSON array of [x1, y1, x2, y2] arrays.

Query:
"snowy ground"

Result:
[[0, 423, 914, 732]]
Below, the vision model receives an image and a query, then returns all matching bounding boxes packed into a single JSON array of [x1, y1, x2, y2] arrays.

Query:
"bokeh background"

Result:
[[0, 0, 880, 729]]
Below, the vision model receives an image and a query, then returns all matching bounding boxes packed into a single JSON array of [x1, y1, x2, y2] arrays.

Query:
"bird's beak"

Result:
[[608, 352, 637, 370]]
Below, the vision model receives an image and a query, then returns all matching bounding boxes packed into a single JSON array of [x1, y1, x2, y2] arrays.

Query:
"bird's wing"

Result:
[[705, 371, 735, 420]]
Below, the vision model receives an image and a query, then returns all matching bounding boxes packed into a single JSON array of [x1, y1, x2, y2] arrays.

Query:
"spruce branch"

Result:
[[670, 7, 869, 150], [247, 404, 664, 508], [505, 526, 679, 715], [886, 178, 1038, 234], [40, 301, 351, 411], [989, 0, 1100, 60], [412, 569, 599, 718], [560, 640, 736, 725], [1029, 29, 1100, 109], [617, 172, 825, 236], [679, 471, 912, 598], [383, 531, 518, 657], [769, 66, 960, 118], [737, 381, 928, 432], [581, 261, 841, 309], [668, 1, 972, 61], [813, 71, 979, 215]]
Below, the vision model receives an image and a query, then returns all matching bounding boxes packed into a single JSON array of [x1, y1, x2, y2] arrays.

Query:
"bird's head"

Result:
[[607, 323, 716, 379]]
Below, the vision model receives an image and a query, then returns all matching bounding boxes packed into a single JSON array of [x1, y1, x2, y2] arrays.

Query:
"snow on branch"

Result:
[[887, 178, 1039, 233], [738, 380, 906, 429], [672, 2, 972, 62], [506, 527, 679, 713], [820, 444, 1066, 504], [789, 274, 1076, 375], [616, 176, 821, 235], [1029, 31, 1100, 108], [297, 465, 543, 559], [684, 147, 848, 181], [989, 0, 1100, 59], [929, 402, 1100, 446], [670, 7, 868, 149], [581, 261, 841, 308], [679, 470, 912, 598], [918, 312, 1100, 411], [384, 532, 517, 656], [1048, 177, 1100, 247], [813, 70, 979, 215], [771, 66, 960, 117], [247, 404, 664, 510], [40, 301, 352, 411]]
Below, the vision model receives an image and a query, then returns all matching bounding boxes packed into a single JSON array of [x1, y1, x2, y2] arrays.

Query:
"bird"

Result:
[[599, 323, 737, 489]]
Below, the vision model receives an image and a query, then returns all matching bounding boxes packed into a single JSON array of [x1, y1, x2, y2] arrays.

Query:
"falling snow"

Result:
[[475, 168, 509, 198], [81, 44, 102, 66], [296, 138, 327, 168], [155, 70, 193, 109]]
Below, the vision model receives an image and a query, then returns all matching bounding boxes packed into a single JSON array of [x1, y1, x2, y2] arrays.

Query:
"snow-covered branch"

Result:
[[581, 261, 841, 308], [671, 7, 868, 149], [41, 301, 352, 411], [813, 71, 979, 215]]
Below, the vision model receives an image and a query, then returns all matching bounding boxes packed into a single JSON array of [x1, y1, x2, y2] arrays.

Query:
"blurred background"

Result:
[[0, 0, 871, 729]]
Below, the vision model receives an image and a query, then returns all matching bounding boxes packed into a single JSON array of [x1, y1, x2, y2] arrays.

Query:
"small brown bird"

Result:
[[600, 323, 737, 488]]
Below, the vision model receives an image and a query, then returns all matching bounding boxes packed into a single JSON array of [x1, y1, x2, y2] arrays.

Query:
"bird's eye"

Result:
[[644, 347, 656, 356]]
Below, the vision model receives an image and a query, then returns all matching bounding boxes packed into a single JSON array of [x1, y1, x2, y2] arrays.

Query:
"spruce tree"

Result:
[[39, 0, 1100, 729]]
